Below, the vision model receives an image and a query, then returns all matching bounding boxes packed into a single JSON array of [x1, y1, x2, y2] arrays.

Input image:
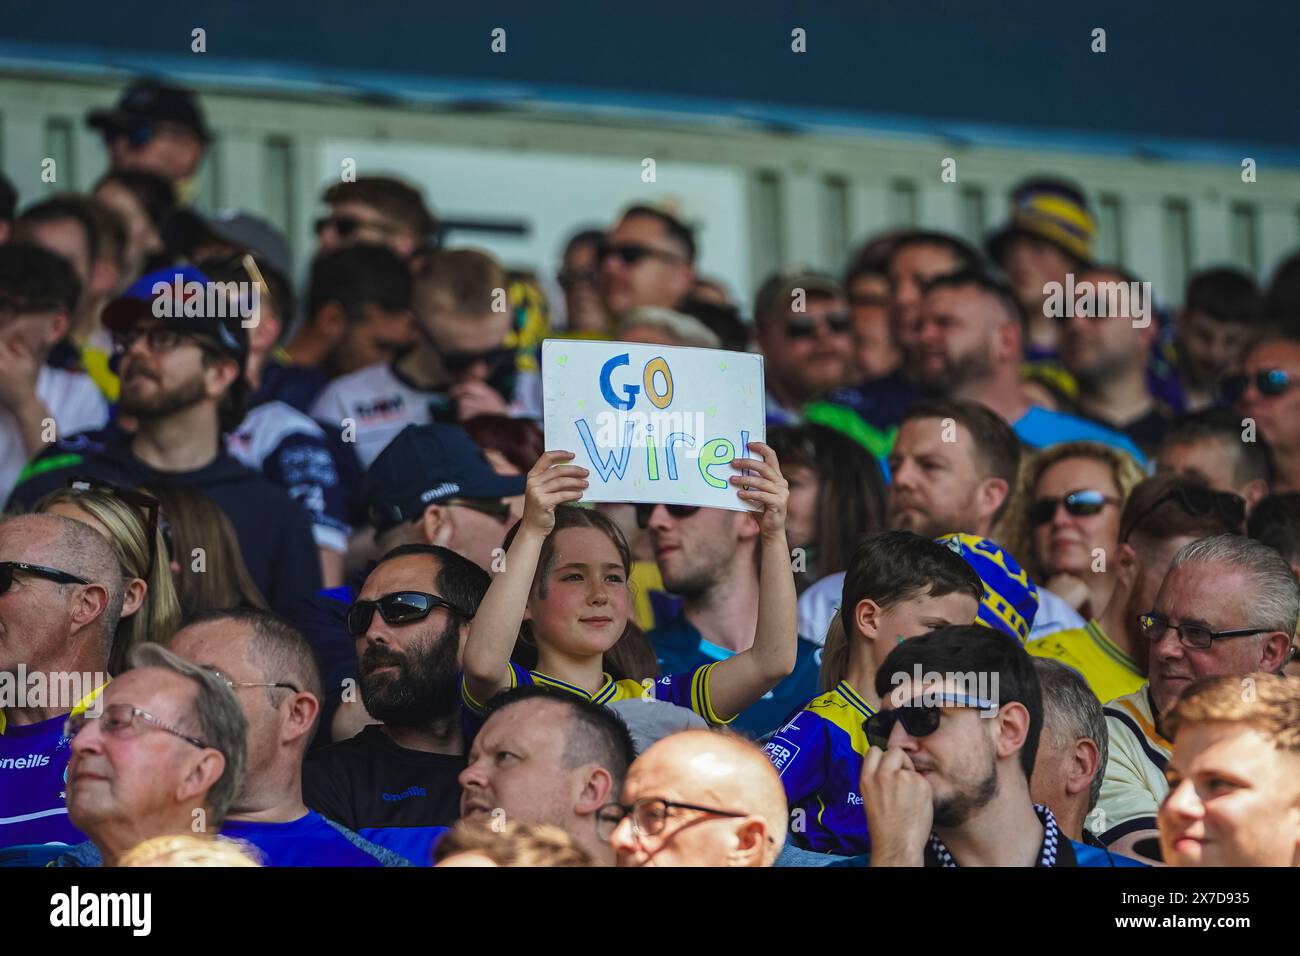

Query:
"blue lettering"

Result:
[[665, 431, 696, 481], [599, 353, 640, 411], [577, 417, 635, 481]]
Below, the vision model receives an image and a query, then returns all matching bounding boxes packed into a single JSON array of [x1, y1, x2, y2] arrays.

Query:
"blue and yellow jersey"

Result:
[[762, 679, 875, 856], [460, 660, 731, 741]]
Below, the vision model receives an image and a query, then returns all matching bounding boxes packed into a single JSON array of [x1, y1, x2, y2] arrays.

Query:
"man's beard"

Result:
[[932, 750, 1000, 828], [120, 373, 208, 420], [358, 619, 461, 726], [915, 345, 995, 395]]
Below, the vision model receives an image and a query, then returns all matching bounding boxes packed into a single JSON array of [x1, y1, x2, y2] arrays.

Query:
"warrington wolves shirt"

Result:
[[220, 811, 411, 866], [0, 685, 105, 849], [459, 660, 732, 742], [763, 679, 875, 856]]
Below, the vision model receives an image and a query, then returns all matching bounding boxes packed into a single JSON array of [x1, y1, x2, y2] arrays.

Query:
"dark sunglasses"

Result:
[[863, 693, 996, 750], [1028, 489, 1121, 527], [1121, 484, 1246, 544], [106, 124, 155, 149], [635, 503, 702, 529], [68, 476, 169, 578], [784, 313, 852, 339], [346, 591, 470, 637], [313, 215, 400, 239], [0, 561, 90, 593], [441, 346, 516, 376], [1220, 368, 1292, 402], [599, 242, 683, 267]]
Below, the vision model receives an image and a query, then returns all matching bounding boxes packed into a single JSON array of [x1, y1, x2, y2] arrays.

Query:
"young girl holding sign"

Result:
[[461, 442, 798, 734]]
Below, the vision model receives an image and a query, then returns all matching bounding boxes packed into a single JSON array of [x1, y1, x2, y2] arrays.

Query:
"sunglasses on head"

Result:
[[863, 693, 997, 750], [1220, 368, 1292, 402], [441, 346, 516, 376], [67, 476, 169, 578], [1028, 489, 1120, 527], [1121, 484, 1246, 543], [784, 313, 852, 339], [346, 591, 470, 637], [599, 242, 683, 268], [635, 503, 702, 529], [0, 561, 90, 594]]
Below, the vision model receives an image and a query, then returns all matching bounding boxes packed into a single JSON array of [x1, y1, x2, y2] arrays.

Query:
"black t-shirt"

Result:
[[303, 725, 465, 831]]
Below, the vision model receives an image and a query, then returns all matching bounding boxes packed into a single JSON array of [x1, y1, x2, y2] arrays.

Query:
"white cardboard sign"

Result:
[[541, 338, 766, 512]]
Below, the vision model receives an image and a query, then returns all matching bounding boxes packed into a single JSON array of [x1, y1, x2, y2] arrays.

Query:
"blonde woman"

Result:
[[36, 483, 181, 674], [994, 441, 1146, 621]]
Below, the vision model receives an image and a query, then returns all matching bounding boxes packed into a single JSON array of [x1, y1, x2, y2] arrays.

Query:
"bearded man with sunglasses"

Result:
[[862, 625, 1141, 867], [303, 544, 491, 863], [1096, 534, 1295, 863], [7, 266, 321, 617], [753, 271, 855, 427], [0, 514, 122, 850], [1235, 334, 1300, 493], [311, 248, 520, 468], [597, 205, 696, 320]]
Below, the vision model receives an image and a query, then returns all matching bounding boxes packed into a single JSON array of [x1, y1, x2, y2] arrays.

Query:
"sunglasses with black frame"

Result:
[[1121, 484, 1245, 544], [635, 503, 702, 529], [0, 561, 90, 594], [1027, 489, 1122, 527], [346, 590, 471, 638], [1219, 368, 1292, 403], [67, 476, 170, 579]]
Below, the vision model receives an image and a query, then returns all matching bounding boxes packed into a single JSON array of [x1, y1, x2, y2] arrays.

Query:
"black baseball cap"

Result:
[[87, 78, 211, 142], [363, 424, 526, 533], [101, 265, 250, 372]]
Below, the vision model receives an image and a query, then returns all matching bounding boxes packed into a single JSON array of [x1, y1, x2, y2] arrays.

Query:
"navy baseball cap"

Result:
[[102, 264, 251, 371], [87, 78, 211, 142], [363, 424, 526, 532]]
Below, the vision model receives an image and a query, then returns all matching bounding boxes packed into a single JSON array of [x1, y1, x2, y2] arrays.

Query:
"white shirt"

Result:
[[310, 362, 448, 469], [0, 366, 108, 503]]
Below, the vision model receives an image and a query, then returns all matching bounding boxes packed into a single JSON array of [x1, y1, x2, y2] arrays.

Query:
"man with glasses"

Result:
[[598, 205, 696, 320], [52, 643, 245, 867], [605, 729, 787, 867], [85, 79, 210, 199], [753, 271, 855, 427], [1059, 264, 1171, 456], [0, 244, 108, 502], [303, 544, 491, 864], [1097, 534, 1295, 863], [1234, 333, 1300, 493], [311, 248, 517, 468], [314, 176, 438, 262], [7, 265, 321, 617], [0, 514, 122, 850], [461, 685, 635, 866], [1028, 475, 1246, 705], [169, 609, 408, 866], [861, 625, 1141, 867]]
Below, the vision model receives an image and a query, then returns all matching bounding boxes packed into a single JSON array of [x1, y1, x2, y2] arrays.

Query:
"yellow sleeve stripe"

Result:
[[694, 661, 736, 725], [460, 666, 518, 714]]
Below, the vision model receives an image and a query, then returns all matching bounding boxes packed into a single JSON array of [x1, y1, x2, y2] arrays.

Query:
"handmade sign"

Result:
[[541, 339, 766, 511]]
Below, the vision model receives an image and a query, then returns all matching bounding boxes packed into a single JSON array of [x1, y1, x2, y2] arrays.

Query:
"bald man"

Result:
[[605, 729, 788, 867], [0, 513, 122, 849]]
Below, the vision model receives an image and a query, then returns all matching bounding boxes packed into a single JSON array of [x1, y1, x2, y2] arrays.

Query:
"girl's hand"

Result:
[[729, 440, 788, 540], [522, 450, 589, 536]]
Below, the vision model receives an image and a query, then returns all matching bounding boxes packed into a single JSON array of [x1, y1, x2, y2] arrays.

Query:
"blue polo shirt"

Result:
[[1013, 406, 1147, 465], [646, 611, 821, 739]]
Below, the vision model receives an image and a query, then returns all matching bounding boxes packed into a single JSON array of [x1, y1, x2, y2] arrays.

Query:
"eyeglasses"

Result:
[[64, 702, 211, 750], [0, 561, 90, 593], [198, 665, 299, 695], [1121, 484, 1245, 544], [1027, 489, 1121, 527], [599, 242, 684, 268], [635, 503, 702, 529], [445, 498, 514, 524], [595, 797, 747, 842], [557, 267, 598, 290], [313, 215, 401, 239], [784, 313, 852, 339], [440, 346, 516, 376], [105, 124, 156, 149], [1137, 610, 1272, 650], [67, 476, 169, 579], [112, 326, 215, 357], [1221, 368, 1292, 402], [346, 590, 470, 637], [863, 693, 997, 750]]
